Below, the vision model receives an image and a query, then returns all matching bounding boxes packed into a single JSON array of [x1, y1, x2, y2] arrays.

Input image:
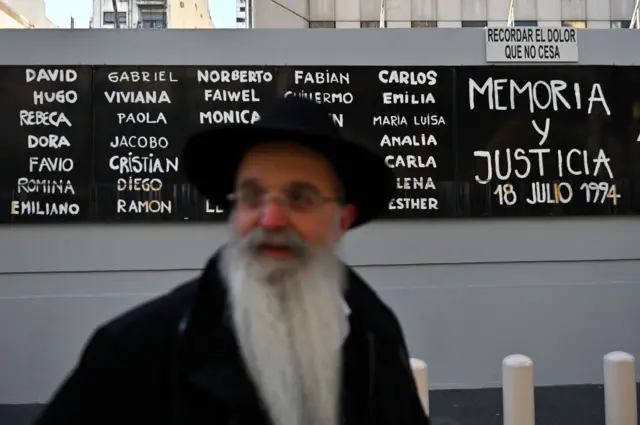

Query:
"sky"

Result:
[[44, 0, 236, 28]]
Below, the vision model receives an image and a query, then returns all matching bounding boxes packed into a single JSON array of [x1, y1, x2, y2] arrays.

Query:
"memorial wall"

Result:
[[1, 65, 639, 223]]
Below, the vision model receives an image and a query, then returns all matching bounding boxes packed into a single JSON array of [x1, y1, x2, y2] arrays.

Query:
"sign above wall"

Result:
[[485, 27, 579, 63], [0, 64, 638, 223]]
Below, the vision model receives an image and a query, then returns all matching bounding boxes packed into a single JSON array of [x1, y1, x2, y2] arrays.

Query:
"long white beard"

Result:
[[220, 242, 348, 425]]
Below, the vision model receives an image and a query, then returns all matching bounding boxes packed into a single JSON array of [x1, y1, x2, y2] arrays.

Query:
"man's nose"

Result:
[[259, 200, 289, 228]]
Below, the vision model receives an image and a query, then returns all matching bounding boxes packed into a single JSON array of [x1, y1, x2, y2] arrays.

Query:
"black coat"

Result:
[[34, 250, 430, 425]]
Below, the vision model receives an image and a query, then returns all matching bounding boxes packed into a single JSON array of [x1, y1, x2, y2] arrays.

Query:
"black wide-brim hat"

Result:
[[181, 96, 396, 229]]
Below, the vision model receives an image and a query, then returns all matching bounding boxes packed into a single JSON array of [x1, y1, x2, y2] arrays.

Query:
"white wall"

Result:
[[253, 0, 309, 27], [169, 0, 215, 28], [0, 0, 56, 28]]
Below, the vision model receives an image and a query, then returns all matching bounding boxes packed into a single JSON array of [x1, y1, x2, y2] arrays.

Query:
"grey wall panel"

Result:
[[364, 259, 640, 388], [461, 0, 487, 20], [561, 0, 587, 20], [1, 218, 639, 274], [0, 270, 195, 403], [514, 0, 538, 20], [0, 28, 640, 66], [2, 260, 639, 402]]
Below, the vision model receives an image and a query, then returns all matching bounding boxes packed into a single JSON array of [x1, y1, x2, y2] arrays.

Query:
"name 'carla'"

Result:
[[373, 114, 445, 127]]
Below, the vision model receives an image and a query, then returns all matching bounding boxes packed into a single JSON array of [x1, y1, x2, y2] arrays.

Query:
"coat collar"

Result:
[[178, 248, 375, 415]]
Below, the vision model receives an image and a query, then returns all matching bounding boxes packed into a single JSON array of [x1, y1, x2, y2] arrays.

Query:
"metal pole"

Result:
[[507, 0, 516, 27], [112, 0, 120, 28], [630, 0, 640, 28]]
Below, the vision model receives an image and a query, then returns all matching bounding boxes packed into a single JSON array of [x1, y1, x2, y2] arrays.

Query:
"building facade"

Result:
[[243, 0, 638, 28], [0, 0, 57, 28], [237, 0, 251, 27], [91, 0, 214, 29]]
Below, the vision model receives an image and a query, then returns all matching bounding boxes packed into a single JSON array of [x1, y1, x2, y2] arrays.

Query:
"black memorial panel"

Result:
[[274, 66, 459, 218], [0, 66, 93, 222], [92, 66, 193, 221], [455, 66, 640, 216], [2, 64, 639, 225], [182, 66, 278, 221]]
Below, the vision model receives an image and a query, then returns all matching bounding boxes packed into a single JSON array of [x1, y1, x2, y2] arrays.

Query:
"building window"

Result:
[[361, 20, 384, 28], [611, 20, 632, 28], [240, 6, 245, 12], [236, 17, 245, 23], [462, 21, 487, 27], [179, 1, 184, 7], [103, 11, 126, 25], [514, 20, 537, 26], [139, 8, 166, 28], [562, 20, 586, 28], [309, 21, 335, 28], [411, 21, 437, 27]]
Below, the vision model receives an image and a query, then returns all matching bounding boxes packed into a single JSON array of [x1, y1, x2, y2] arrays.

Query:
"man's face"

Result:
[[220, 142, 353, 425], [230, 141, 356, 257]]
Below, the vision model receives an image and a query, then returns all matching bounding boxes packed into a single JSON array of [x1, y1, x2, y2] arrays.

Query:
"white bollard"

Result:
[[410, 357, 430, 415], [502, 354, 535, 425], [604, 351, 637, 425]]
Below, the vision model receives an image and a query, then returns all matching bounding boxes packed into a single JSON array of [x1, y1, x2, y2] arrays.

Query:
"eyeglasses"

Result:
[[227, 184, 343, 213]]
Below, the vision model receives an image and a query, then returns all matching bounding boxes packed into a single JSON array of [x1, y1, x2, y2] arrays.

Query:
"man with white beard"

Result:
[[35, 97, 430, 425], [221, 224, 348, 425]]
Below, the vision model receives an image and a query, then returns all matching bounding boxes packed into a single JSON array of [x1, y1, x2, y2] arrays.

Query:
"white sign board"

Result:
[[485, 27, 579, 63]]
